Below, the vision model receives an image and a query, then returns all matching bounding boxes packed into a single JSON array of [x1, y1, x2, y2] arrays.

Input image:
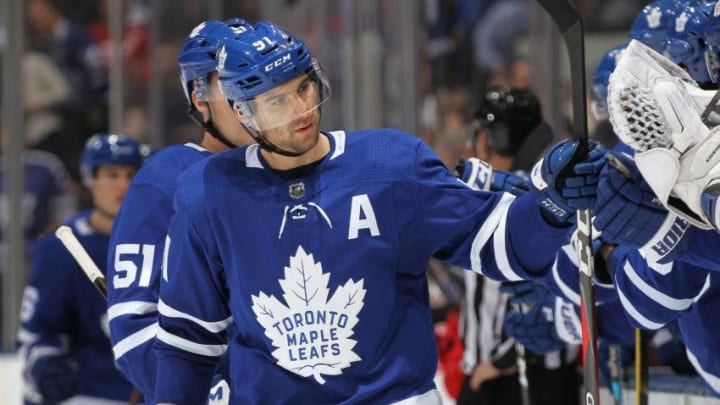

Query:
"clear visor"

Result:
[[232, 65, 331, 131]]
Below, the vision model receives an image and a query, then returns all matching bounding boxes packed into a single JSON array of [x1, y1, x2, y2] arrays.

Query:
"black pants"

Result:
[[456, 362, 579, 405], [456, 374, 521, 405]]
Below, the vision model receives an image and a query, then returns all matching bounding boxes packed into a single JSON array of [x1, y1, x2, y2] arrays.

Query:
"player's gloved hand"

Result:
[[454, 157, 529, 196], [594, 150, 690, 262], [30, 354, 79, 404], [531, 139, 608, 224], [503, 294, 572, 354], [500, 280, 550, 305]]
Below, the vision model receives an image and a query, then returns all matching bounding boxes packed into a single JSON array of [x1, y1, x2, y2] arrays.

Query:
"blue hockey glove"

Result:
[[503, 295, 569, 354], [594, 151, 673, 248], [454, 157, 529, 196], [531, 139, 608, 223], [30, 354, 79, 404], [499, 280, 551, 305]]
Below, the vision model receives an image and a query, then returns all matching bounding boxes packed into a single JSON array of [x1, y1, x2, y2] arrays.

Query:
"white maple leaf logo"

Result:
[[251, 246, 366, 384]]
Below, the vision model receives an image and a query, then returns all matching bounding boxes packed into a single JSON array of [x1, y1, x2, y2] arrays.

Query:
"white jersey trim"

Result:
[[184, 142, 208, 152], [107, 300, 157, 321], [622, 261, 694, 311], [470, 193, 515, 277], [246, 144, 263, 168], [552, 258, 581, 306], [158, 299, 232, 333], [112, 322, 159, 360], [328, 130, 346, 160], [157, 327, 227, 357], [616, 286, 665, 330], [686, 348, 720, 394], [491, 195, 522, 281]]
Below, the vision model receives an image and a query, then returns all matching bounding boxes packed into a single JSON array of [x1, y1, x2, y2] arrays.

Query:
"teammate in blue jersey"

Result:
[[153, 21, 607, 404], [17, 134, 143, 405], [106, 19, 255, 404]]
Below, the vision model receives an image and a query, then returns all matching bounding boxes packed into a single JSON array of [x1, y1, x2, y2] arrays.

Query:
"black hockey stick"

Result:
[[534, 1, 600, 404]]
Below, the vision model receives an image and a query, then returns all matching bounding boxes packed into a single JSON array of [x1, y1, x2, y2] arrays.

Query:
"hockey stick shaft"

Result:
[[512, 303, 532, 405], [55, 225, 108, 298], [635, 329, 649, 405], [535, 1, 599, 403]]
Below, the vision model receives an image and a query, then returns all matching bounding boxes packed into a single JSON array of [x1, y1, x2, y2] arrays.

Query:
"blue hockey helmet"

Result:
[[630, 0, 683, 54], [178, 18, 252, 108], [664, 1, 715, 86], [80, 134, 144, 186], [702, 1, 720, 82], [217, 21, 331, 131], [591, 44, 626, 121]]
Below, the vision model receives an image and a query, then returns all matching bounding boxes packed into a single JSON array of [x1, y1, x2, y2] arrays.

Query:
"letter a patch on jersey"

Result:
[[251, 246, 366, 384]]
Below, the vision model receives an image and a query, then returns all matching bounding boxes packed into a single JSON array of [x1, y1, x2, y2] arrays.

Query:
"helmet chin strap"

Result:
[[243, 124, 305, 157], [188, 106, 237, 149]]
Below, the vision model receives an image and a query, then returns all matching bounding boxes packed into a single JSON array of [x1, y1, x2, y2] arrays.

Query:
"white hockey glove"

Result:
[[607, 39, 720, 230]]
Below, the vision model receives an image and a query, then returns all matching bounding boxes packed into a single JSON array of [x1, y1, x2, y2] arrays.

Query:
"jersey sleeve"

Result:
[[608, 247, 710, 330], [106, 181, 171, 400], [670, 227, 720, 272], [545, 241, 619, 306], [408, 139, 570, 281], [153, 190, 231, 404]]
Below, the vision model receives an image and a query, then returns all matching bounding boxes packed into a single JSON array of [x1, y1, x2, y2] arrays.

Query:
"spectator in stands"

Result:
[[26, 0, 108, 180]]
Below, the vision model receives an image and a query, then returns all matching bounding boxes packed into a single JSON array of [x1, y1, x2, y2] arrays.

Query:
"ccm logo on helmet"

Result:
[[265, 54, 292, 72]]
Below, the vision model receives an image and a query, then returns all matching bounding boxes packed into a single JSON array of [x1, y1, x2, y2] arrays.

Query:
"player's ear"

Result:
[[192, 89, 210, 118]]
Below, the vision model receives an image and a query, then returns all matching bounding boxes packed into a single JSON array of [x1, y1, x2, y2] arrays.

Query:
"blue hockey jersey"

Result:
[[154, 129, 571, 404], [603, 248, 720, 395], [17, 211, 135, 403], [106, 143, 211, 401]]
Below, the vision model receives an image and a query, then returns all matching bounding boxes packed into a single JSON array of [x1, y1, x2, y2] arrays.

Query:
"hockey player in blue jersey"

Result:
[[17, 133, 144, 405], [106, 19, 255, 404], [153, 20, 607, 404]]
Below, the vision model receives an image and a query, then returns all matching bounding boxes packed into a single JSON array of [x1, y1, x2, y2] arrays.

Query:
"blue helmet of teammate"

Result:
[[630, 0, 683, 55], [702, 1, 720, 83], [217, 21, 331, 132], [591, 44, 626, 121], [664, 1, 715, 86], [178, 18, 252, 108], [80, 134, 144, 186]]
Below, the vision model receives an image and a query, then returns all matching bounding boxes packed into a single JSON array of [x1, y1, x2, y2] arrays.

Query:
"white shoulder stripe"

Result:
[[328, 131, 346, 160], [470, 193, 515, 277], [622, 261, 693, 311], [616, 286, 665, 330], [492, 196, 523, 281], [246, 144, 263, 168], [156, 327, 227, 357], [107, 301, 158, 321], [158, 299, 233, 333], [112, 322, 159, 360]]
